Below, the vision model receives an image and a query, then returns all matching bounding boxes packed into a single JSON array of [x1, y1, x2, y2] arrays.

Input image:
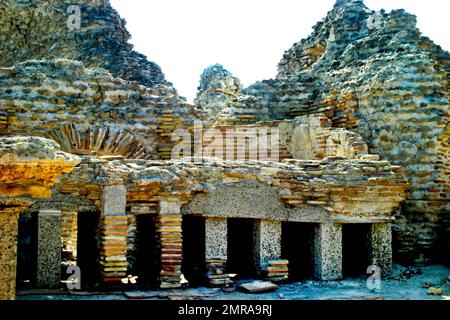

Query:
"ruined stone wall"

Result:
[[195, 66, 322, 125], [0, 59, 200, 159], [312, 7, 449, 264], [205, 113, 369, 162], [196, 0, 449, 264], [0, 0, 176, 91]]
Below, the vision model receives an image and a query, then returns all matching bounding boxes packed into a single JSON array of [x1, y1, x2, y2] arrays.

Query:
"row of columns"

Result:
[[0, 207, 63, 300], [28, 213, 391, 288], [1, 188, 394, 299], [205, 219, 393, 281]]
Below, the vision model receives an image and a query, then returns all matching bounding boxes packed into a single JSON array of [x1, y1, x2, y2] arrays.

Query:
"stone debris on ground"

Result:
[[427, 287, 443, 296], [239, 281, 279, 294]]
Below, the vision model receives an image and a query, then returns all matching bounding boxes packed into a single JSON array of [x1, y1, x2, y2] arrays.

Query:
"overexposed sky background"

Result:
[[109, 0, 450, 102]]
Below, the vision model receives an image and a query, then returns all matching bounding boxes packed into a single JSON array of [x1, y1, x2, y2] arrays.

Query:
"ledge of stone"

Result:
[[0, 136, 80, 198]]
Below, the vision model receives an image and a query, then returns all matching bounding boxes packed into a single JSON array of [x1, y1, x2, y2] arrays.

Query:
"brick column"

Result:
[[0, 209, 20, 300], [314, 223, 343, 281], [100, 185, 128, 285], [37, 210, 62, 289], [158, 199, 183, 289], [368, 223, 393, 277]]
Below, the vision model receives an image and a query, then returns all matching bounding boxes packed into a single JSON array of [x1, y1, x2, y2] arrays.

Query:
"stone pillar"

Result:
[[253, 219, 282, 267], [368, 223, 393, 277], [314, 223, 342, 281], [37, 210, 62, 289], [100, 185, 128, 285], [0, 210, 20, 300], [158, 199, 183, 289], [205, 217, 228, 260]]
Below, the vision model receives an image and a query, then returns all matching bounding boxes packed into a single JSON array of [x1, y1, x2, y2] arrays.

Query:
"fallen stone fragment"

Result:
[[124, 291, 160, 299], [427, 287, 443, 295], [239, 281, 278, 293]]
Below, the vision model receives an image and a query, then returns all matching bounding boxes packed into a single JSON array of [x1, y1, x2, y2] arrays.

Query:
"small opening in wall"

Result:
[[77, 211, 100, 290], [182, 215, 206, 287], [342, 224, 371, 278], [282, 222, 316, 281], [134, 214, 160, 289], [16, 212, 38, 290], [227, 218, 257, 279], [434, 220, 450, 266]]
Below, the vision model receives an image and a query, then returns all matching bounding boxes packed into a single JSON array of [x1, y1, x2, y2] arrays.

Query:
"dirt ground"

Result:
[[16, 264, 450, 301]]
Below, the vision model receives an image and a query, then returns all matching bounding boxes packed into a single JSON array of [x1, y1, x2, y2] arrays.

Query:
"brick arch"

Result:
[[46, 124, 153, 159]]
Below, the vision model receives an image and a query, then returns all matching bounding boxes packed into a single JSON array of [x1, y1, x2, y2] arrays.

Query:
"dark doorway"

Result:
[[134, 214, 159, 289], [227, 218, 256, 279], [182, 215, 206, 287], [16, 212, 38, 290], [342, 224, 371, 278], [282, 222, 316, 281], [77, 212, 100, 290], [433, 214, 450, 266]]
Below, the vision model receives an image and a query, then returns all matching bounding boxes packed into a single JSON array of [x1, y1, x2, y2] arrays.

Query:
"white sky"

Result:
[[109, 0, 450, 102]]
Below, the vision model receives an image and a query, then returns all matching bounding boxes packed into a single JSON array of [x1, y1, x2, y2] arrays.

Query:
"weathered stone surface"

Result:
[[253, 220, 282, 267], [369, 223, 393, 277], [1, 0, 445, 296], [0, 209, 20, 300], [55, 156, 408, 222], [37, 210, 62, 289], [195, 64, 241, 121], [101, 185, 126, 216], [0, 136, 80, 198], [195, 0, 449, 263], [0, 60, 199, 159], [314, 223, 343, 281], [205, 217, 227, 260], [0, 0, 176, 91], [0, 137, 78, 299]]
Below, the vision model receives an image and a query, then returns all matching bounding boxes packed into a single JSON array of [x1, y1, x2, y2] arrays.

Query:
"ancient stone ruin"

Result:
[[0, 0, 448, 299]]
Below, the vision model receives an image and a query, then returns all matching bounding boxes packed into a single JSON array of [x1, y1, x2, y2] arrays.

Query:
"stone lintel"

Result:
[[159, 199, 182, 215], [101, 185, 126, 216]]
